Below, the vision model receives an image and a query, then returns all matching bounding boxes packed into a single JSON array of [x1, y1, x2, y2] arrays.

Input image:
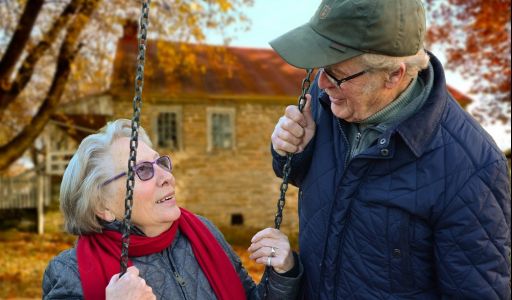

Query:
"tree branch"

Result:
[[0, 0, 102, 171], [0, 0, 44, 89], [0, 0, 82, 112]]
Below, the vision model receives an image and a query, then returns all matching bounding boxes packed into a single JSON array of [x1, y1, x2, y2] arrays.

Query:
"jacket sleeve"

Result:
[[433, 160, 511, 299], [198, 216, 303, 300], [271, 75, 322, 187], [42, 251, 83, 300]]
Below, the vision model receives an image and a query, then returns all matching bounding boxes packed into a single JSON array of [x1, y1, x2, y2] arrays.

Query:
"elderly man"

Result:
[[269, 0, 511, 299]]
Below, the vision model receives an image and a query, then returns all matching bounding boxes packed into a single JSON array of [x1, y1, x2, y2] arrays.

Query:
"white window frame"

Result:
[[152, 106, 182, 151], [206, 107, 236, 152]]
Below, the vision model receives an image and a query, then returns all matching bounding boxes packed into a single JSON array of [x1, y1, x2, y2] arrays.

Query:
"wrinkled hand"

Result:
[[248, 228, 294, 274], [106, 266, 155, 300], [271, 94, 316, 156]]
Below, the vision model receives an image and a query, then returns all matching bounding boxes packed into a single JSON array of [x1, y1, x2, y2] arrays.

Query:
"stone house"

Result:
[[45, 25, 307, 237]]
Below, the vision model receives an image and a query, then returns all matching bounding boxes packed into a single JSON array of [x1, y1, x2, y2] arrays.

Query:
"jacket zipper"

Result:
[[337, 118, 351, 170], [333, 118, 357, 299], [164, 250, 188, 299]]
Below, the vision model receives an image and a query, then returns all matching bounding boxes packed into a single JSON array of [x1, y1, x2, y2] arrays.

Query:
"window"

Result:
[[154, 107, 182, 150], [207, 107, 235, 151], [231, 213, 244, 226]]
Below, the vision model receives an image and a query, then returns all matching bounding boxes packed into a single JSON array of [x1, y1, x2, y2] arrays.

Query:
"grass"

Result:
[[0, 209, 266, 299]]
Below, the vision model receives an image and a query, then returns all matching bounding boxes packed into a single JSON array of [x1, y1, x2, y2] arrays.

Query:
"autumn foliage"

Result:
[[425, 0, 511, 124]]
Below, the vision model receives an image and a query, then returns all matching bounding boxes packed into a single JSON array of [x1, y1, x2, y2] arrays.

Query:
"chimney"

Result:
[[121, 20, 138, 41], [112, 20, 139, 91]]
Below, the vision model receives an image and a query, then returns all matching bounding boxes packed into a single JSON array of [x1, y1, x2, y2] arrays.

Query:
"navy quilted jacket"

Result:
[[272, 53, 511, 299]]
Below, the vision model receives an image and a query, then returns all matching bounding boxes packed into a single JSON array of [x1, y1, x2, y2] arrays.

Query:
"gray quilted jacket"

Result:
[[42, 216, 302, 299]]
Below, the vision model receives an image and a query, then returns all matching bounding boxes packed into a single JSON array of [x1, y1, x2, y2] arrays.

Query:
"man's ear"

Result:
[[385, 62, 406, 88], [96, 208, 116, 222]]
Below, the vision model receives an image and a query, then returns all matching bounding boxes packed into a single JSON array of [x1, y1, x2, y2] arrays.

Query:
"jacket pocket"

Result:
[[388, 207, 414, 292]]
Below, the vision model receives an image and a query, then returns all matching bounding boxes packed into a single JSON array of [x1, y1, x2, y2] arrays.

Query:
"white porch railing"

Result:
[[46, 150, 75, 176], [0, 170, 51, 234]]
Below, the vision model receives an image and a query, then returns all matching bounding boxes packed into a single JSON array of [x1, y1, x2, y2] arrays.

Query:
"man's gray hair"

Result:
[[358, 49, 430, 78], [60, 119, 152, 235]]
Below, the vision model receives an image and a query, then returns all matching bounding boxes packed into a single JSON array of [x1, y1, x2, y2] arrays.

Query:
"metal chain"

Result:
[[263, 68, 313, 298], [274, 68, 313, 230], [120, 0, 150, 276]]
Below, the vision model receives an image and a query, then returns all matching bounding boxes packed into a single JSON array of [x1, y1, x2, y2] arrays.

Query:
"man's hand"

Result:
[[271, 94, 316, 156]]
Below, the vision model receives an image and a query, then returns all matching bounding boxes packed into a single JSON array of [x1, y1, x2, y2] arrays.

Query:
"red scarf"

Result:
[[77, 208, 246, 300]]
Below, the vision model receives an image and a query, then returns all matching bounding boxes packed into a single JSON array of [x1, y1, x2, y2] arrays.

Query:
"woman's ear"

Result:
[[96, 208, 116, 222]]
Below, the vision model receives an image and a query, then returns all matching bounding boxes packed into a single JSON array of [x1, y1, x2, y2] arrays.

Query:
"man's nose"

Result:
[[318, 69, 336, 90]]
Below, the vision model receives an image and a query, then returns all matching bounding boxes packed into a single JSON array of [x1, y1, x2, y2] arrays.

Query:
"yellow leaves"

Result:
[[0, 211, 75, 298], [217, 0, 233, 12]]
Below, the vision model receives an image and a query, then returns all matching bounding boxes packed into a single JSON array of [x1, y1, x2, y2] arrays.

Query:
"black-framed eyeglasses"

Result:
[[102, 155, 172, 186], [321, 67, 369, 87]]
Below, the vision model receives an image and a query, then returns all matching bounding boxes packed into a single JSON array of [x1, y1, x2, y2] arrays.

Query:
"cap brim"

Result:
[[269, 23, 363, 69]]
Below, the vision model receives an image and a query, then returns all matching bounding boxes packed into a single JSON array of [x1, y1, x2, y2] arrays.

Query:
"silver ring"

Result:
[[270, 247, 276, 257], [267, 256, 272, 267]]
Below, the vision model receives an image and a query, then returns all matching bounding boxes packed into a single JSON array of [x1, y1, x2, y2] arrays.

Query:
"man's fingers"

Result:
[[284, 105, 307, 127], [302, 94, 314, 125]]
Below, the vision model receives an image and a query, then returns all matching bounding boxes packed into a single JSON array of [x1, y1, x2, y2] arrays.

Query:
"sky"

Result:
[[206, 1, 511, 151]]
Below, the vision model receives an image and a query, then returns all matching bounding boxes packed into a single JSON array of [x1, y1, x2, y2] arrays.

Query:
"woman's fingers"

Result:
[[248, 228, 295, 273], [106, 266, 156, 300]]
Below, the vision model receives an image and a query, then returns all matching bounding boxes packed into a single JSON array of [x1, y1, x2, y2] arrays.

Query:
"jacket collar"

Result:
[[318, 51, 448, 158], [396, 52, 448, 157]]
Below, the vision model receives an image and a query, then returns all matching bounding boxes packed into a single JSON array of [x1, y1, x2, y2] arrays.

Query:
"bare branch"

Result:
[[0, 0, 44, 89], [0, 0, 102, 171], [0, 0, 82, 112]]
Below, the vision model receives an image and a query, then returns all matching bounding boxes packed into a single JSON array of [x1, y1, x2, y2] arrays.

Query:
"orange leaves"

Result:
[[425, 0, 511, 123], [0, 230, 75, 298]]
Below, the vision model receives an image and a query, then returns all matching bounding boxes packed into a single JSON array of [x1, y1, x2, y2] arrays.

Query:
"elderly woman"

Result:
[[43, 119, 302, 300]]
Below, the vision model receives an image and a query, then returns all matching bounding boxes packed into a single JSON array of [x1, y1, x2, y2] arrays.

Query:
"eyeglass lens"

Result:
[[135, 156, 172, 181]]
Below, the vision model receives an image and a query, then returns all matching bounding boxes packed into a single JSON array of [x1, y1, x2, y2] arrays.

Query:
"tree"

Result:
[[425, 0, 511, 124], [0, 0, 252, 171]]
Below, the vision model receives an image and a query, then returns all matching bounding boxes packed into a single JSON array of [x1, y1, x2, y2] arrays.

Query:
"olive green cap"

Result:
[[269, 0, 426, 69]]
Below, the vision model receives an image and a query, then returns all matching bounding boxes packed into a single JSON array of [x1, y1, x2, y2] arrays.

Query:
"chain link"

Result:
[[274, 68, 313, 230], [120, 0, 150, 276], [263, 68, 313, 299]]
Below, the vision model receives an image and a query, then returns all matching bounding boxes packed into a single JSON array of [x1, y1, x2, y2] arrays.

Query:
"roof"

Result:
[[111, 37, 311, 101], [110, 23, 473, 106]]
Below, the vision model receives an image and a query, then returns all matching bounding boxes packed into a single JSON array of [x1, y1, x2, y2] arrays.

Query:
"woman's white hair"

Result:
[[358, 49, 430, 79], [60, 119, 152, 235]]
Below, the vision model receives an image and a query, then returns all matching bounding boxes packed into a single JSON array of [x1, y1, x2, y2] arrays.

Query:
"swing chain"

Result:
[[120, 0, 150, 276], [273, 68, 313, 230], [263, 68, 313, 299]]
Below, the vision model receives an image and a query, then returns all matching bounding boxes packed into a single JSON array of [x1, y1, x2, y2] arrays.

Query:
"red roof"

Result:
[[111, 38, 309, 101], [110, 24, 472, 106]]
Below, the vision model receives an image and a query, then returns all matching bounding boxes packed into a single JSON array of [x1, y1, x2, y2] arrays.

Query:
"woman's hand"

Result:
[[106, 266, 155, 300], [248, 228, 295, 273]]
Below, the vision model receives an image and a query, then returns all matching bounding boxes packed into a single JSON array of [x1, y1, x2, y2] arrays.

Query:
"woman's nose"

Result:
[[155, 165, 174, 186]]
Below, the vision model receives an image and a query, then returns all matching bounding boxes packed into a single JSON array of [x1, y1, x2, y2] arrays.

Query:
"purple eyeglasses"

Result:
[[102, 155, 172, 186]]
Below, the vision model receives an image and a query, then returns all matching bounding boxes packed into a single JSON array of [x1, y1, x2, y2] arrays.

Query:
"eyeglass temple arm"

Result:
[[102, 172, 127, 187]]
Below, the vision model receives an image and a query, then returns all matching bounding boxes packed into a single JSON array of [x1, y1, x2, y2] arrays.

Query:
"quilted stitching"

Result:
[[273, 53, 511, 299]]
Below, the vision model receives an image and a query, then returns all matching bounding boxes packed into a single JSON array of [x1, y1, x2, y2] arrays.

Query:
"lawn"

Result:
[[0, 210, 265, 299]]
